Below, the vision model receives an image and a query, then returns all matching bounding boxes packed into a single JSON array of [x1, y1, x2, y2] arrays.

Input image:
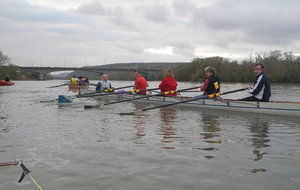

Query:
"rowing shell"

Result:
[[93, 93, 300, 118]]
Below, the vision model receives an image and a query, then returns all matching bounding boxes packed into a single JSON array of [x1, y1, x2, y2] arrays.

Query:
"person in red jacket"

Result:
[[159, 69, 178, 96], [134, 70, 148, 94]]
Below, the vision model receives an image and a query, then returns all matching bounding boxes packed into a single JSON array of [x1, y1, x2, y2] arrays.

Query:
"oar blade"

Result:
[[57, 95, 72, 103], [84, 105, 100, 109], [119, 112, 136, 116]]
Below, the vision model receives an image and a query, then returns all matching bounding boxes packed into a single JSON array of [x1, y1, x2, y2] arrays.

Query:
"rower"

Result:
[[133, 70, 148, 94], [159, 68, 178, 96], [96, 74, 113, 92], [199, 66, 220, 96], [239, 63, 271, 102], [70, 75, 79, 85]]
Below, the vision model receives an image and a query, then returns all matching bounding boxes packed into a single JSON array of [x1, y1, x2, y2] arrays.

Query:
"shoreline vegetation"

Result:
[[1, 50, 300, 83]]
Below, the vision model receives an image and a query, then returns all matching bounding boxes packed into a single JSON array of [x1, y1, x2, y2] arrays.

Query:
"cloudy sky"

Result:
[[1, 0, 300, 67]]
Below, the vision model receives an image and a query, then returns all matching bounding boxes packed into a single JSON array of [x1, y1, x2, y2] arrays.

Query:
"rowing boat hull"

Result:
[[68, 84, 92, 93], [95, 93, 300, 118], [0, 81, 15, 86]]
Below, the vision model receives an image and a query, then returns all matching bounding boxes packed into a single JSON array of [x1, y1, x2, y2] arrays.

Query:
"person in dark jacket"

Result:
[[4, 75, 10, 82], [200, 66, 220, 95], [240, 63, 271, 102]]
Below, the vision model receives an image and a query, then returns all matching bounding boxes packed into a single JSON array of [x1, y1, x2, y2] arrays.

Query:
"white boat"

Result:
[[92, 93, 300, 118]]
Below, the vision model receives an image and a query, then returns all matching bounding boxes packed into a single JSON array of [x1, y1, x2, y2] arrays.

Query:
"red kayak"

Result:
[[0, 81, 15, 86]]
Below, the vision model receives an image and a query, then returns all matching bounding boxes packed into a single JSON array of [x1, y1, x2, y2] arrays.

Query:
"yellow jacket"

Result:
[[70, 77, 79, 85]]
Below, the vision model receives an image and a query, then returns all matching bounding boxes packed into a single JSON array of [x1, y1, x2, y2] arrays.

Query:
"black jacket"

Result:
[[204, 76, 220, 95], [250, 73, 271, 101]]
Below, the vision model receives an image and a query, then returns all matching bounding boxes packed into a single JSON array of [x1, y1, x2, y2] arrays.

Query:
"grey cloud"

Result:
[[191, 0, 300, 46], [75, 1, 138, 30], [139, 3, 170, 23], [0, 0, 78, 23], [172, 0, 196, 17], [76, 0, 112, 16]]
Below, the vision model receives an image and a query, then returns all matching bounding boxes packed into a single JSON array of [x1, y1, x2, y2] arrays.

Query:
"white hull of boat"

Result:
[[94, 93, 300, 118]]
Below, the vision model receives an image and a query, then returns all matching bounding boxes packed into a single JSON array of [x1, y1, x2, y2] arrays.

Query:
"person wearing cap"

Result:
[[159, 68, 178, 96], [133, 70, 148, 94], [200, 66, 220, 95]]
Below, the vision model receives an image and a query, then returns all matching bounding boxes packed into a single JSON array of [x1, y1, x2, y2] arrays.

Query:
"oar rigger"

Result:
[[0, 160, 44, 190]]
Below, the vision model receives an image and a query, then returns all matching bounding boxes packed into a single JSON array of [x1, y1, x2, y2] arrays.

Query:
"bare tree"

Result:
[[0, 51, 10, 66]]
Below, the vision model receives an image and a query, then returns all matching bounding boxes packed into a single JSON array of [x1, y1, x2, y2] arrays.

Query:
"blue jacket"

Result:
[[249, 73, 271, 101]]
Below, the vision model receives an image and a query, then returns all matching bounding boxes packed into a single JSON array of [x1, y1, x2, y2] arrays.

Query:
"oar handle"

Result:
[[220, 88, 247, 95], [176, 86, 200, 93], [114, 85, 133, 90]]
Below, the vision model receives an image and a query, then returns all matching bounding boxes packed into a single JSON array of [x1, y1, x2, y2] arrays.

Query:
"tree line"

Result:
[[1, 50, 300, 82], [172, 50, 300, 83]]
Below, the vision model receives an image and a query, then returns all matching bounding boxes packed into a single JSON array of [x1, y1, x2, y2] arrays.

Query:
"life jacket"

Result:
[[204, 76, 220, 95]]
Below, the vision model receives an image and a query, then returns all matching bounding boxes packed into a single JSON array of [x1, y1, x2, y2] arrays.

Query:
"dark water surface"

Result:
[[0, 81, 300, 190]]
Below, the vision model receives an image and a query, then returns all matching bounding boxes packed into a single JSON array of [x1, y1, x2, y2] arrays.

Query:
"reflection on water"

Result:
[[248, 117, 270, 173], [132, 104, 146, 144], [248, 118, 270, 161], [198, 111, 221, 159], [159, 108, 177, 149]]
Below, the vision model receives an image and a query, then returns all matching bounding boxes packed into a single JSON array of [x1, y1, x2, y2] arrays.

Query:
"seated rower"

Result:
[[197, 66, 220, 98], [239, 63, 271, 102], [133, 70, 148, 94], [159, 69, 178, 96], [96, 74, 113, 92], [70, 75, 79, 85]]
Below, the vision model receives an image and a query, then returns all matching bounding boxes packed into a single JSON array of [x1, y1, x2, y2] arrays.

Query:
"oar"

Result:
[[0, 161, 20, 167], [104, 86, 200, 106], [120, 88, 247, 115], [142, 88, 247, 112], [77, 85, 134, 97], [47, 83, 69, 88], [80, 87, 159, 98], [82, 88, 161, 108], [53, 85, 134, 103]]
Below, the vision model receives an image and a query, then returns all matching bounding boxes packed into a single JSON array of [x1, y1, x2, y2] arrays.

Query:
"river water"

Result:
[[0, 80, 300, 190]]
